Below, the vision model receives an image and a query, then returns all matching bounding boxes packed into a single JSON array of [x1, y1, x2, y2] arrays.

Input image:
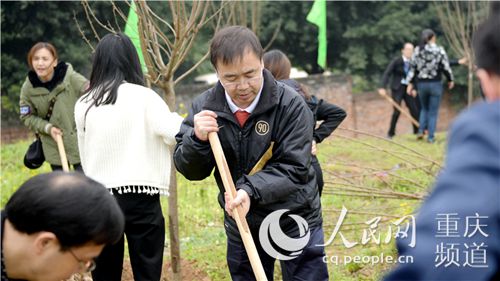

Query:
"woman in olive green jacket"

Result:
[[19, 42, 88, 171]]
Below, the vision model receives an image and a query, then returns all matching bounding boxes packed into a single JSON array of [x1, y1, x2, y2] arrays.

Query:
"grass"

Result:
[[1, 132, 446, 280]]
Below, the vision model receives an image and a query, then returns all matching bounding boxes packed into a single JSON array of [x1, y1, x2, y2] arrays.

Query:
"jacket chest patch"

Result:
[[255, 120, 270, 136]]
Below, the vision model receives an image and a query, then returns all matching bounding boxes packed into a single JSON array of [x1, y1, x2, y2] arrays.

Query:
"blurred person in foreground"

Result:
[[385, 4, 500, 280], [1, 172, 124, 281]]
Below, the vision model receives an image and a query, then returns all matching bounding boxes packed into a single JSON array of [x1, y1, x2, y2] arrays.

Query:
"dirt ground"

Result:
[[120, 259, 211, 281], [344, 91, 457, 138]]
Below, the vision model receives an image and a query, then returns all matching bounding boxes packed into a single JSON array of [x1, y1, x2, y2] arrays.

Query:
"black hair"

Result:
[[82, 32, 144, 107], [5, 172, 124, 250], [210, 26, 263, 69], [473, 3, 500, 75], [419, 29, 435, 50]]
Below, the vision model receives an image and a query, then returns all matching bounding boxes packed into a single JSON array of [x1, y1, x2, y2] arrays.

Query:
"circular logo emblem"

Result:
[[255, 120, 270, 136], [258, 209, 311, 260]]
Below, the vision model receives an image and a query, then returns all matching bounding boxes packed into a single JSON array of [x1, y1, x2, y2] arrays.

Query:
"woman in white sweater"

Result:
[[74, 33, 183, 281]]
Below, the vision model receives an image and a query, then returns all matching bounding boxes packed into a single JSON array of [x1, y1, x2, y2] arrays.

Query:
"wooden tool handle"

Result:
[[55, 134, 69, 172], [378, 90, 420, 128], [208, 132, 268, 281]]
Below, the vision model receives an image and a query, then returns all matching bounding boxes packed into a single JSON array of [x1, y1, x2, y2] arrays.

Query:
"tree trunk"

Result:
[[168, 163, 181, 281], [163, 78, 176, 110], [162, 79, 181, 281]]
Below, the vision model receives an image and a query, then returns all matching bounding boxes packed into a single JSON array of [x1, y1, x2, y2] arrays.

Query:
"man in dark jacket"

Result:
[[384, 6, 500, 280], [378, 43, 420, 138], [174, 26, 328, 281]]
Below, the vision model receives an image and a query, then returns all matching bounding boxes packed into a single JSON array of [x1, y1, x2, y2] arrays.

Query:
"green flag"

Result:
[[306, 0, 327, 69], [124, 1, 147, 73]]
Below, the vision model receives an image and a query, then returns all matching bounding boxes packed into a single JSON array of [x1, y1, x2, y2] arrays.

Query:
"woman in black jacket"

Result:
[[263, 49, 347, 195]]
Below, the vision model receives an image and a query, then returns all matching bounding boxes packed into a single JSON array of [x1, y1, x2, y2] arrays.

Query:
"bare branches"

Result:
[[337, 127, 442, 169], [175, 51, 210, 84], [318, 126, 443, 213], [82, 0, 116, 34], [81, 0, 102, 42], [433, 1, 489, 106], [263, 19, 282, 51], [73, 11, 95, 52]]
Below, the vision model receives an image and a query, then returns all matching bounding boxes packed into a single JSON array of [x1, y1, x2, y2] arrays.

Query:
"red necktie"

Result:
[[234, 110, 250, 127]]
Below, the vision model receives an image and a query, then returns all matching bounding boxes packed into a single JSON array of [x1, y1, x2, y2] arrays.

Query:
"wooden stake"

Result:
[[208, 132, 268, 281], [378, 90, 420, 128], [55, 134, 69, 172]]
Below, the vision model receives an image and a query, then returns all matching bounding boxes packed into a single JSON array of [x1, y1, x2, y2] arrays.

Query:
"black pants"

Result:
[[388, 86, 420, 137], [311, 157, 324, 196], [92, 192, 165, 281], [51, 163, 83, 172], [227, 224, 329, 281]]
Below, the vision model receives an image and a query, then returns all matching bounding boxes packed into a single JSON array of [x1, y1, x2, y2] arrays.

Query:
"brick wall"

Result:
[[1, 74, 459, 143]]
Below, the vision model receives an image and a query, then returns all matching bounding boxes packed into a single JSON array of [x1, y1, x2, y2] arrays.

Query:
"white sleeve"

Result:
[[74, 99, 87, 169], [146, 90, 184, 146]]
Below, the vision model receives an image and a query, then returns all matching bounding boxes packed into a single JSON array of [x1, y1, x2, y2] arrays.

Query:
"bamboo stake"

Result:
[[208, 132, 267, 281], [378, 90, 420, 128], [55, 134, 69, 172]]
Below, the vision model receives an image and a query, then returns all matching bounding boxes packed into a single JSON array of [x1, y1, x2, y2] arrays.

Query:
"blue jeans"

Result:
[[417, 81, 443, 141]]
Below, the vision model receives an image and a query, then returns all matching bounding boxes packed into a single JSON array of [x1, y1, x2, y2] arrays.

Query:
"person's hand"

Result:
[[406, 83, 414, 95], [410, 89, 418, 97], [194, 110, 218, 141], [448, 81, 455, 90], [225, 189, 250, 218], [378, 88, 387, 96], [50, 126, 62, 141], [311, 140, 317, 156], [458, 57, 468, 65]]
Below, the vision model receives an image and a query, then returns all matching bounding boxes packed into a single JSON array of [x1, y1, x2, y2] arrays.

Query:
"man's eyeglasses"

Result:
[[68, 248, 96, 273], [219, 71, 263, 89]]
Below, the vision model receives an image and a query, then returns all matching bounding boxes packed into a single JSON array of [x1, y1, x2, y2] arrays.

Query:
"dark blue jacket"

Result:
[[385, 101, 500, 280]]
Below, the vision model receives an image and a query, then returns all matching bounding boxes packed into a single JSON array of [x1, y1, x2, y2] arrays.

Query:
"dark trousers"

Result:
[[388, 86, 420, 137], [227, 224, 329, 281], [51, 163, 83, 172], [92, 193, 165, 281], [311, 157, 324, 196]]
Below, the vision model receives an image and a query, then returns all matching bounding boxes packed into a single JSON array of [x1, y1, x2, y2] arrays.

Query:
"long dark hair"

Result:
[[419, 29, 435, 50], [83, 33, 144, 107]]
